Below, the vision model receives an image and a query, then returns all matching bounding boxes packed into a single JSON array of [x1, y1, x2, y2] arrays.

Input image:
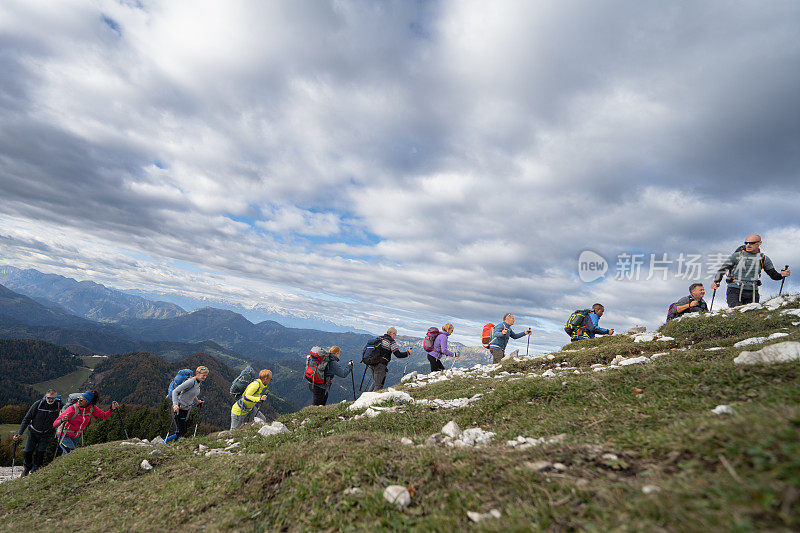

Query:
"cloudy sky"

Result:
[[1, 0, 798, 351]]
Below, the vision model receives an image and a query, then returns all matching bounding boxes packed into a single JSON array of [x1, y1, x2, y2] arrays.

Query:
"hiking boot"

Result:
[[21, 467, 30, 477]]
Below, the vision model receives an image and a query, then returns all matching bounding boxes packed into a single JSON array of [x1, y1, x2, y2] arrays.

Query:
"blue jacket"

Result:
[[321, 356, 352, 390], [489, 321, 526, 351]]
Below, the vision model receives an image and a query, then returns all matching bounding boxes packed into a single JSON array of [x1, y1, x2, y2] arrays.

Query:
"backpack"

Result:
[[666, 302, 679, 322], [481, 323, 495, 349], [726, 246, 765, 287], [230, 366, 257, 396], [167, 369, 194, 399], [423, 327, 440, 353], [304, 347, 330, 384], [361, 336, 385, 366], [58, 393, 87, 424], [564, 310, 590, 336]]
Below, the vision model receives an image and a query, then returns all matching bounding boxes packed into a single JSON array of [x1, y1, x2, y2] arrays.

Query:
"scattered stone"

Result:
[[140, 460, 153, 471], [467, 509, 501, 523], [205, 448, 233, 457], [651, 352, 668, 359], [705, 347, 724, 352], [642, 484, 661, 495], [120, 441, 150, 447], [454, 428, 496, 447], [780, 308, 800, 317], [350, 388, 413, 411], [627, 326, 647, 334], [258, 421, 290, 438], [383, 485, 411, 510], [619, 356, 649, 366], [711, 405, 734, 415], [737, 302, 763, 312], [252, 418, 268, 427], [553, 462, 567, 472], [343, 487, 363, 496], [400, 371, 419, 383], [150, 436, 166, 446], [734, 342, 800, 366], [300, 418, 310, 426], [149, 449, 162, 456], [425, 433, 446, 447], [198, 444, 209, 452], [734, 332, 789, 348], [442, 421, 462, 439], [602, 453, 619, 462], [541, 369, 555, 377], [400, 437, 414, 446], [525, 461, 553, 472], [633, 333, 657, 343]]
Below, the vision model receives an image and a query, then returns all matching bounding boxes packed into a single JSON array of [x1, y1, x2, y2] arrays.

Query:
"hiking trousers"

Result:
[[368, 363, 388, 392], [230, 407, 266, 431], [726, 286, 759, 308], [23, 429, 53, 471], [310, 383, 329, 406], [427, 354, 445, 372], [489, 348, 504, 364]]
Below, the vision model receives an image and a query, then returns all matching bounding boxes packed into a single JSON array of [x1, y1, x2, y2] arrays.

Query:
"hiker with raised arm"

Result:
[[711, 234, 791, 307], [565, 304, 614, 342], [53, 391, 119, 455], [306, 345, 352, 406], [667, 283, 708, 321], [488, 313, 531, 363], [167, 366, 208, 443], [231, 369, 271, 430], [424, 323, 460, 372], [13, 389, 62, 475], [363, 327, 411, 392]]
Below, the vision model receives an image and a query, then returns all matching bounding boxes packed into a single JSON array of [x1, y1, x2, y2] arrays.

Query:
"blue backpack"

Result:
[[167, 369, 194, 399]]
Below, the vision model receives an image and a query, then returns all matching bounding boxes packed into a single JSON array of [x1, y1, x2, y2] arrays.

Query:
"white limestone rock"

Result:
[[442, 421, 462, 439], [734, 342, 800, 366], [258, 421, 289, 437], [350, 388, 413, 411], [711, 405, 734, 415], [140, 459, 153, 471], [383, 485, 411, 510], [467, 509, 501, 523], [619, 356, 649, 366]]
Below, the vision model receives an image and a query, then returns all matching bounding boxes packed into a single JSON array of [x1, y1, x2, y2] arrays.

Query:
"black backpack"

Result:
[[361, 336, 385, 365], [564, 309, 590, 336]]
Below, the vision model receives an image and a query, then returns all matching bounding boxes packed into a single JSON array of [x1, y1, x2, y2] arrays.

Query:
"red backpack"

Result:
[[304, 349, 330, 385], [481, 323, 495, 349]]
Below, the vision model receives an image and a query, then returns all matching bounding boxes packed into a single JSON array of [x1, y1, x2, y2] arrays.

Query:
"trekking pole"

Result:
[[193, 403, 202, 438], [780, 265, 789, 295], [165, 409, 176, 441], [118, 407, 129, 440], [526, 334, 530, 356], [709, 288, 717, 311], [358, 365, 368, 392], [11, 439, 18, 479], [349, 361, 356, 401]]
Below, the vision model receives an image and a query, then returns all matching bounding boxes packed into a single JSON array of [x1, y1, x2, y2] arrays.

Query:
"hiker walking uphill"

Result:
[[52, 391, 119, 455], [565, 304, 614, 342], [711, 234, 790, 307], [13, 389, 62, 476], [231, 369, 271, 431], [423, 323, 460, 372], [488, 314, 531, 364], [362, 327, 411, 392], [305, 345, 352, 406], [667, 283, 708, 321], [167, 366, 209, 443]]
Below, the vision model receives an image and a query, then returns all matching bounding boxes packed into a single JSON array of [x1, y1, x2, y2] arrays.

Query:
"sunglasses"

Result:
[[45, 397, 56, 402], [744, 241, 760, 245]]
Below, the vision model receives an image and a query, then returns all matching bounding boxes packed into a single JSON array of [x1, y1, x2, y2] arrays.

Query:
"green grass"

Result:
[[0, 425, 18, 439], [2, 299, 800, 531], [29, 356, 102, 395]]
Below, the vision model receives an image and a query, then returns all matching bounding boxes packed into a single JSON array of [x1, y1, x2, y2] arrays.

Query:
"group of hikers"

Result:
[[9, 233, 791, 477]]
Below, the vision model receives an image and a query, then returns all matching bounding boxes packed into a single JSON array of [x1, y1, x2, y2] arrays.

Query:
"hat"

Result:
[[81, 391, 95, 403]]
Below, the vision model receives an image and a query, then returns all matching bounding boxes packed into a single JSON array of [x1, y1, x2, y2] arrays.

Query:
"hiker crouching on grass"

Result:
[[309, 346, 352, 406], [489, 314, 531, 364], [167, 366, 208, 443], [53, 391, 119, 455], [569, 304, 614, 342], [427, 323, 460, 372], [711, 234, 790, 307], [667, 283, 708, 321], [368, 328, 411, 392], [13, 389, 62, 475], [231, 369, 272, 430]]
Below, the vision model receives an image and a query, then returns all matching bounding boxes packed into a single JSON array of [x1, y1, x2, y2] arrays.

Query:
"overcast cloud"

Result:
[[1, 0, 798, 351]]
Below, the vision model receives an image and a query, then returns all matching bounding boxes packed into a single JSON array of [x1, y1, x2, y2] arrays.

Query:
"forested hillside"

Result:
[[0, 339, 80, 405]]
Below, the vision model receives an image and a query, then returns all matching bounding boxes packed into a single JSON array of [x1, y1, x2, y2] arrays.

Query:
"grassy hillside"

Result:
[[1, 295, 799, 531]]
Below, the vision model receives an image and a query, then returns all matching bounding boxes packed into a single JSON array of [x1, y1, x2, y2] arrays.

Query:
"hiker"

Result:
[[308, 346, 352, 406], [426, 323, 460, 372], [567, 304, 614, 342], [711, 234, 790, 307], [488, 314, 532, 363], [367, 327, 411, 392], [53, 391, 119, 455], [231, 369, 272, 430], [13, 389, 63, 475], [667, 283, 708, 321], [167, 365, 208, 442]]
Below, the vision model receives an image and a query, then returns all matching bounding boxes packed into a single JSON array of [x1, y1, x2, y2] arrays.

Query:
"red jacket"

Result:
[[53, 404, 113, 438]]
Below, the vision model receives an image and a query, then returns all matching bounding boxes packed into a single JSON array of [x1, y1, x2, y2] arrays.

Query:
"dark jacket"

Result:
[[320, 355, 353, 390], [19, 397, 63, 436], [666, 296, 708, 321], [573, 312, 609, 339], [377, 334, 410, 365]]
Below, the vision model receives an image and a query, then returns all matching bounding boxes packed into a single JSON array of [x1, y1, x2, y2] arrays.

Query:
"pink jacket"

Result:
[[54, 404, 112, 438]]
